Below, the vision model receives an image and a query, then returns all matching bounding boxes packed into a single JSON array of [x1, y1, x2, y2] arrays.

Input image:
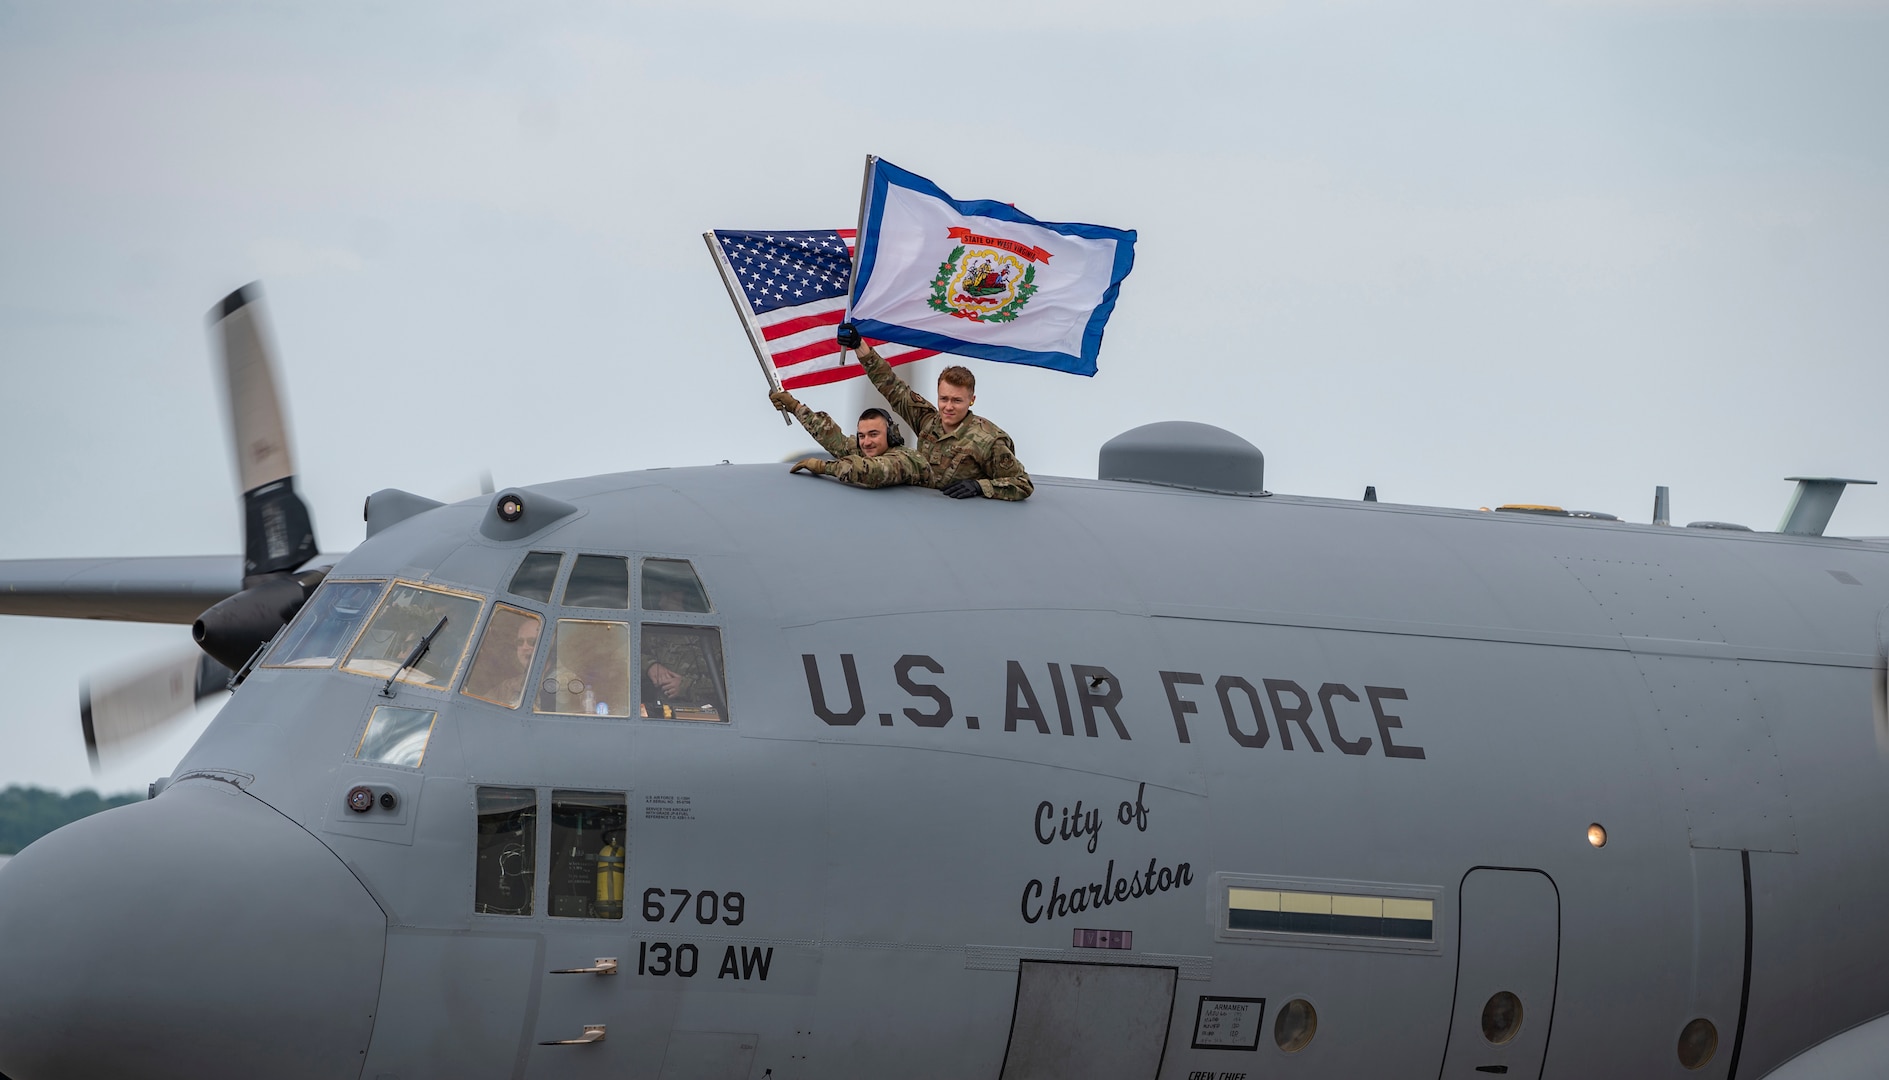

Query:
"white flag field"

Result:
[[705, 158, 1137, 393], [848, 158, 1137, 377]]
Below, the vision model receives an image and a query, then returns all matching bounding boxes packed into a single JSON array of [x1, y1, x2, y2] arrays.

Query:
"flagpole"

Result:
[[702, 231, 792, 425], [846, 154, 877, 313], [833, 154, 879, 385]]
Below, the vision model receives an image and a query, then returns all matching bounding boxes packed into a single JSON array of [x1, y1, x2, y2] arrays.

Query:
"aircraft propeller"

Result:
[[79, 285, 328, 770]]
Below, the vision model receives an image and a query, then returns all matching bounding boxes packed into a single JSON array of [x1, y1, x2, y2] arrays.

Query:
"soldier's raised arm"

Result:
[[770, 389, 853, 460], [839, 323, 935, 433]]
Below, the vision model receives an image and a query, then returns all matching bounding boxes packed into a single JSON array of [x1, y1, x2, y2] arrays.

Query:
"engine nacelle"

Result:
[[192, 568, 326, 671]]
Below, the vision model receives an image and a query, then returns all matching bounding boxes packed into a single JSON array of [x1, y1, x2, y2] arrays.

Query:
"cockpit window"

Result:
[[461, 605, 543, 709], [562, 554, 629, 609], [641, 558, 711, 613], [264, 580, 386, 668], [640, 624, 729, 722], [508, 551, 562, 604], [356, 705, 437, 767], [341, 583, 483, 688], [535, 619, 631, 717]]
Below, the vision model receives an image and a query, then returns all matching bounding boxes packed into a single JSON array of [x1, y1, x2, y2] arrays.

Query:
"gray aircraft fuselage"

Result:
[[2, 462, 1887, 1080]]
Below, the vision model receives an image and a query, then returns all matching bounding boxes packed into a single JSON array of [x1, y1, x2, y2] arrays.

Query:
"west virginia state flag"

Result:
[[848, 158, 1137, 377]]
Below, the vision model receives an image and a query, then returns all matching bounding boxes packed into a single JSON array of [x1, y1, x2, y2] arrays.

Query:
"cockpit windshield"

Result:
[[640, 624, 728, 721], [341, 583, 483, 688], [562, 555, 629, 609], [508, 551, 562, 604], [536, 619, 631, 717], [264, 580, 386, 668], [461, 605, 543, 709], [278, 555, 729, 723], [641, 558, 711, 613]]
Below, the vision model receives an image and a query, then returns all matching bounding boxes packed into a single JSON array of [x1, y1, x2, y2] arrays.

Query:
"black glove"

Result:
[[942, 479, 982, 500], [836, 322, 862, 350]]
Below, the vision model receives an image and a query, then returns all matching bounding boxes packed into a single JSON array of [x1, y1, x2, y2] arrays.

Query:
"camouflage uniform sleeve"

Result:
[[856, 345, 937, 434], [643, 632, 711, 701], [792, 403, 856, 460], [977, 431, 1034, 502], [823, 449, 924, 489]]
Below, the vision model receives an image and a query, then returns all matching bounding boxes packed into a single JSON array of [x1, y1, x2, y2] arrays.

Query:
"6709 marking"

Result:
[[643, 888, 745, 926]]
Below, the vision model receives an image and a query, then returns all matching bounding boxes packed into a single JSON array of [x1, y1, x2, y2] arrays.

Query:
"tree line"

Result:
[[0, 786, 144, 854]]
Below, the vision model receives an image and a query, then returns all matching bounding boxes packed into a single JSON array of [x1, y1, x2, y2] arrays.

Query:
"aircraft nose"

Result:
[[0, 780, 386, 1080]]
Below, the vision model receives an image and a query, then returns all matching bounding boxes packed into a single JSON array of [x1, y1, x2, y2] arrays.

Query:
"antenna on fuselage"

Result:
[[1652, 485, 1671, 526], [1778, 477, 1877, 537]]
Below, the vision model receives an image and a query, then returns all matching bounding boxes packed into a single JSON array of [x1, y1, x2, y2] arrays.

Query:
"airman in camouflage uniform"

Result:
[[641, 578, 723, 713], [838, 325, 1033, 501], [768, 389, 928, 490], [641, 624, 725, 715]]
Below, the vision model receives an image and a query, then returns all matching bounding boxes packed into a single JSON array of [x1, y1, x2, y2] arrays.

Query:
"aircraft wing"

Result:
[[0, 556, 245, 624]]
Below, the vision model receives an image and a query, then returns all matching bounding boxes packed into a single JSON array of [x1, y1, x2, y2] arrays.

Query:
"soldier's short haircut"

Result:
[[856, 407, 905, 448], [938, 365, 975, 393]]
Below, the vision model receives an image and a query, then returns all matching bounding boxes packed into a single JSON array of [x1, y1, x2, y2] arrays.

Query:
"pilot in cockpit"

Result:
[[463, 607, 542, 709], [641, 579, 724, 716]]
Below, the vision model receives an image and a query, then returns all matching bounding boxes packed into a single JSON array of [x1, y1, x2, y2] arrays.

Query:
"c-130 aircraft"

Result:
[[1, 285, 1887, 1080]]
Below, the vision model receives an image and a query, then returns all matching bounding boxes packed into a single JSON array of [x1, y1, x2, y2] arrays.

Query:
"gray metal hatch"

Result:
[[1098, 422, 1266, 496]]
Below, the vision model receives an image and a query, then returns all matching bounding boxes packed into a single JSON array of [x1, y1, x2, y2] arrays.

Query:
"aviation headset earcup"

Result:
[[858, 408, 904, 449]]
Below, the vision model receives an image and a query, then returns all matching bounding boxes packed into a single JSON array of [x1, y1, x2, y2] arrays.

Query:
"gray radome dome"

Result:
[[1098, 422, 1266, 496]]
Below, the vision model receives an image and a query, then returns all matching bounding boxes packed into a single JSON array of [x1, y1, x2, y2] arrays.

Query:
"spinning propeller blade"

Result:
[[213, 285, 318, 584], [75, 283, 327, 767], [81, 649, 232, 771]]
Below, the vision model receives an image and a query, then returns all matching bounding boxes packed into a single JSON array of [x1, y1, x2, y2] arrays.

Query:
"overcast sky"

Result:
[[3, 1, 1887, 793]]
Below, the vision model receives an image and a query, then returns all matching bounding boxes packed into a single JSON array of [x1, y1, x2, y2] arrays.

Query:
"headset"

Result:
[[856, 407, 905, 449]]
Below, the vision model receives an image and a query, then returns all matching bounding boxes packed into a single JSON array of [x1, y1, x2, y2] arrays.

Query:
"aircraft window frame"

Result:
[[560, 554, 631, 610], [637, 622, 730, 723], [339, 581, 487, 691], [507, 551, 565, 605], [1213, 873, 1442, 955], [355, 704, 438, 768], [1274, 998, 1319, 1053], [261, 579, 388, 669], [460, 603, 547, 709], [474, 786, 538, 917], [639, 557, 713, 614], [534, 618, 633, 718], [548, 790, 628, 920], [1677, 1017, 1718, 1070]]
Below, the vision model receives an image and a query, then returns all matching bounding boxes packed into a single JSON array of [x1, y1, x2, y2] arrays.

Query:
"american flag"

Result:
[[707, 228, 937, 390]]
